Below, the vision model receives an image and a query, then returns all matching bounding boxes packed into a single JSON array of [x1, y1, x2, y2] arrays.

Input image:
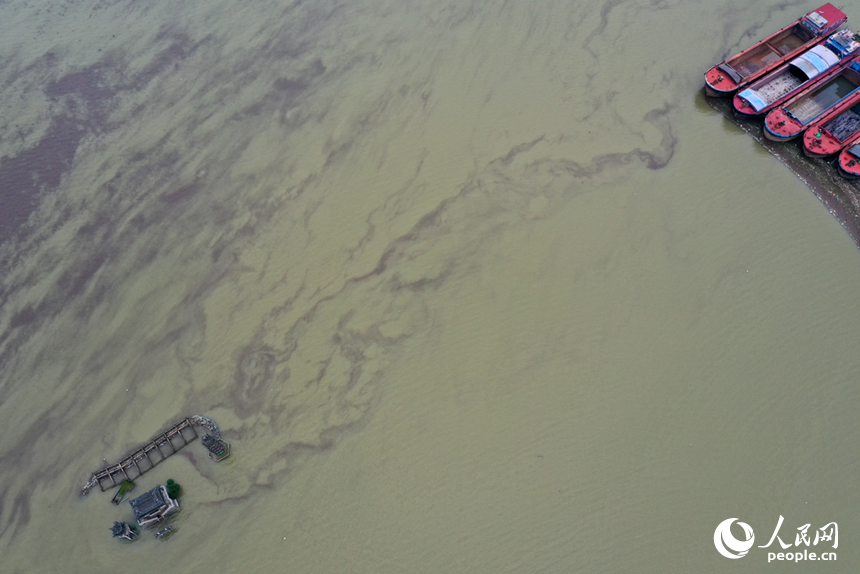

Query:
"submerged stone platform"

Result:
[[705, 93, 860, 249]]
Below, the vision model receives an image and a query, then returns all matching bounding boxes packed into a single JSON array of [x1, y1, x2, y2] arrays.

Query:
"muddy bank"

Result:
[[706, 93, 860, 249]]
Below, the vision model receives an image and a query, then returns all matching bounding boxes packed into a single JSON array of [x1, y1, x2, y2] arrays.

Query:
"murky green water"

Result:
[[1, 1, 859, 572]]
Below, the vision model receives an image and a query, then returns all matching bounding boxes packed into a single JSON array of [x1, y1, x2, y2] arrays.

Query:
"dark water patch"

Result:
[[263, 33, 310, 62], [0, 245, 113, 372], [0, 115, 87, 242], [642, 103, 677, 168], [0, 143, 202, 365], [705, 92, 860, 249], [160, 182, 202, 204], [233, 59, 326, 121], [186, 439, 336, 506], [712, 1, 805, 62], [75, 209, 114, 242], [8, 306, 37, 330], [0, 390, 125, 538], [274, 77, 309, 94], [54, 250, 110, 301], [232, 346, 288, 418], [0, 49, 58, 92], [552, 103, 677, 176], [133, 29, 200, 90], [583, 0, 670, 56], [500, 136, 545, 166], [0, 485, 6, 530], [0, 419, 50, 539], [3, 489, 31, 540], [0, 485, 30, 542], [0, 58, 123, 244], [0, 300, 57, 375], [391, 264, 453, 291], [562, 102, 680, 178], [0, 26, 205, 245], [45, 63, 117, 109]]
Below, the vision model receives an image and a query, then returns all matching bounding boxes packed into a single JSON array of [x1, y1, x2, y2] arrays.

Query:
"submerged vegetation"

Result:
[[111, 480, 135, 505], [165, 479, 181, 499]]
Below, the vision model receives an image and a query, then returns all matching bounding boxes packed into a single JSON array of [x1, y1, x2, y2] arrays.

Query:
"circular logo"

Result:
[[714, 518, 755, 559]]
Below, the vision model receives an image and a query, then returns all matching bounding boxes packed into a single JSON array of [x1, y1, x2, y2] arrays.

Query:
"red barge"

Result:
[[802, 88, 860, 156], [765, 58, 860, 141], [837, 133, 860, 177], [705, 4, 847, 97], [732, 30, 860, 118]]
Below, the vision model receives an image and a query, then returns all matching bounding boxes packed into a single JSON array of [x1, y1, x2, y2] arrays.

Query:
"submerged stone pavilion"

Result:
[[129, 485, 180, 528], [110, 521, 138, 542]]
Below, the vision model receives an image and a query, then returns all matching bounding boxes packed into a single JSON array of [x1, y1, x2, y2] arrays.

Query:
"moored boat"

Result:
[[733, 30, 860, 118], [836, 131, 860, 176], [765, 58, 860, 140], [704, 4, 847, 97], [802, 90, 860, 156]]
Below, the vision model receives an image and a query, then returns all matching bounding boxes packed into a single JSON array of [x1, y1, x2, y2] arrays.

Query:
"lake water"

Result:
[[1, 1, 859, 572]]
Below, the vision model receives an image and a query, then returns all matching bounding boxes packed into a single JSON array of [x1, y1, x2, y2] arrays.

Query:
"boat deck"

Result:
[[734, 32, 809, 77], [754, 72, 804, 104], [788, 75, 859, 123], [824, 107, 860, 140]]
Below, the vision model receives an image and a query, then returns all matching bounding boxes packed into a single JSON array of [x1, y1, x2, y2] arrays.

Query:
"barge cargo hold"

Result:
[[765, 60, 860, 140], [705, 4, 847, 97], [803, 92, 860, 156], [733, 30, 860, 118]]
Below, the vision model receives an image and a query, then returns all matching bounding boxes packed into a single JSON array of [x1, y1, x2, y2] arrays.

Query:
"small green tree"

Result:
[[165, 479, 181, 499]]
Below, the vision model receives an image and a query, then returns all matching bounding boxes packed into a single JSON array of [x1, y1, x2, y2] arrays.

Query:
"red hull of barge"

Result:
[[764, 59, 860, 141], [802, 89, 860, 155], [838, 150, 860, 177], [803, 128, 844, 156], [733, 53, 849, 119], [705, 4, 847, 97], [764, 108, 804, 140], [837, 133, 860, 177]]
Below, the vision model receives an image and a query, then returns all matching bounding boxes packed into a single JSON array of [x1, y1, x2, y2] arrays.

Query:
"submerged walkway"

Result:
[[80, 415, 223, 496]]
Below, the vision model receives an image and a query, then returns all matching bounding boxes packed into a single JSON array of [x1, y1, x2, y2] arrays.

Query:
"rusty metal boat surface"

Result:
[[837, 132, 860, 177], [705, 4, 847, 97], [732, 30, 860, 118], [802, 88, 860, 156], [765, 58, 860, 141]]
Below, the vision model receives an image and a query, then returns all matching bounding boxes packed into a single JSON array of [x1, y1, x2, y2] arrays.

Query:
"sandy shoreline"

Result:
[[705, 93, 860, 249]]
